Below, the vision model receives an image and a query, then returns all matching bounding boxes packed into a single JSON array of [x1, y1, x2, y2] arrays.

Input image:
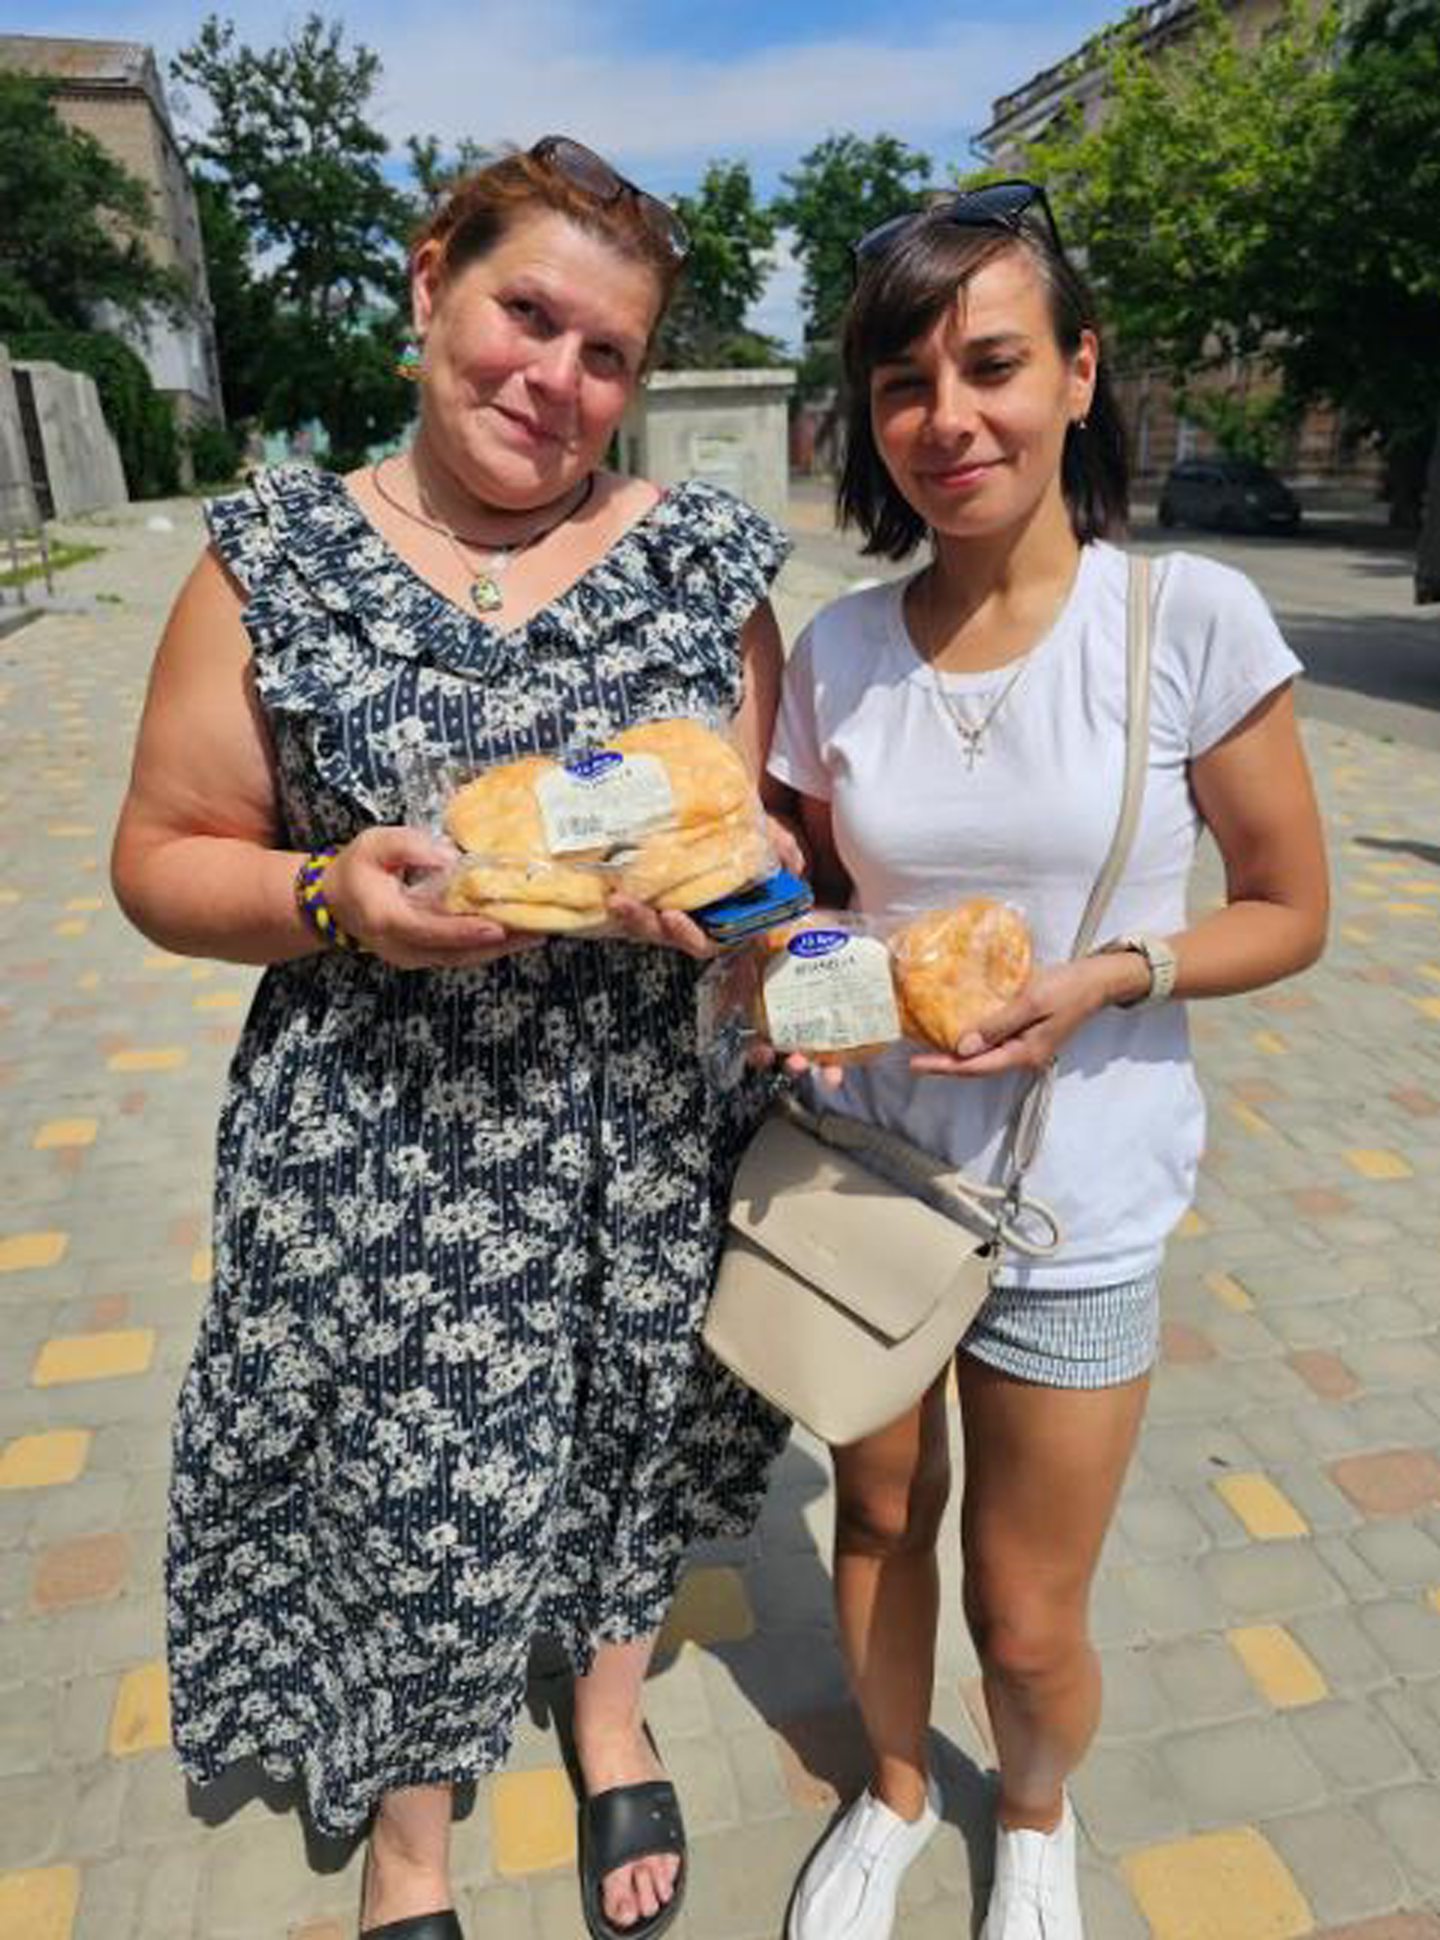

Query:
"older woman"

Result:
[[768, 182, 1328, 1940], [112, 138, 790, 1940]]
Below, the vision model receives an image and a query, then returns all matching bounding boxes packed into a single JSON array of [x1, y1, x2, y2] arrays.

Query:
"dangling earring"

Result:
[[1073, 415, 1089, 431], [395, 334, 424, 383]]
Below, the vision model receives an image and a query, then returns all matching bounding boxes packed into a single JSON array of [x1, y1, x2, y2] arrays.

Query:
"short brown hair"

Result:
[[838, 216, 1129, 558], [412, 147, 684, 326]]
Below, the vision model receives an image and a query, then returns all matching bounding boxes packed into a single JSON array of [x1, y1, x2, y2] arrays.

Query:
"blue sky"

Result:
[[10, 0, 1126, 344]]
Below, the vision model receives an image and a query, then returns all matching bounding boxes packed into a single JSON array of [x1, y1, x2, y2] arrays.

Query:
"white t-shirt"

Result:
[[767, 540, 1302, 1289]]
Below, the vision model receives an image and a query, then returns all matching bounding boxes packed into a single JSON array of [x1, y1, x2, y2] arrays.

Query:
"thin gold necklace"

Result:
[[917, 568, 1040, 771], [371, 455, 595, 615]]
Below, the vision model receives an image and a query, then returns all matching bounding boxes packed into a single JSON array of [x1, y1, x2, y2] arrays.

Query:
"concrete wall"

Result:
[[622, 369, 796, 526], [13, 360, 128, 519], [0, 346, 40, 531]]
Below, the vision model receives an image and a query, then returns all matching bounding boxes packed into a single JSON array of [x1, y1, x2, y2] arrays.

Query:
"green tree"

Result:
[[656, 160, 783, 369], [774, 133, 933, 393], [1021, 0, 1440, 525], [191, 175, 272, 425], [0, 72, 185, 332], [404, 134, 497, 221], [173, 13, 415, 468]]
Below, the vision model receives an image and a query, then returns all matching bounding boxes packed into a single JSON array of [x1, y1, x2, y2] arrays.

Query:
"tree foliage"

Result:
[[774, 133, 932, 392], [657, 161, 785, 370], [173, 12, 415, 468], [1022, 0, 1440, 520], [0, 73, 186, 334]]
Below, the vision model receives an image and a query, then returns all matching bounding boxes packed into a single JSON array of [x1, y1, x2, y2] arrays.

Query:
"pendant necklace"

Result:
[[918, 567, 1039, 770], [371, 456, 595, 615]]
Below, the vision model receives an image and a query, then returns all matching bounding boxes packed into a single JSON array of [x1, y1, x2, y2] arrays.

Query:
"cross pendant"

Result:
[[962, 730, 983, 770]]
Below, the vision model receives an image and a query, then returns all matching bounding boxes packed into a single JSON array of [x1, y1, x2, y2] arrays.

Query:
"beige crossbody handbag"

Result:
[[703, 555, 1155, 1446]]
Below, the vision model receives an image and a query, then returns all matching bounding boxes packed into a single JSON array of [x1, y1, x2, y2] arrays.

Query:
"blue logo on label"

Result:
[[564, 751, 623, 783], [788, 928, 849, 960]]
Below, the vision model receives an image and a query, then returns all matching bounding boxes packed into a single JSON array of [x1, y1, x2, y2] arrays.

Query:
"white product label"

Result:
[[536, 752, 675, 855], [762, 929, 900, 1052]]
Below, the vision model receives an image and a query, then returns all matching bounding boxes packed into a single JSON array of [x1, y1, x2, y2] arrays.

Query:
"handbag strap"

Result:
[[790, 551, 1156, 1254], [1003, 550, 1155, 1185]]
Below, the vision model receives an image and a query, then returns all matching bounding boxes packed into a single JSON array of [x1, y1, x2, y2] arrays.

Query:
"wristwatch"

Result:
[[1098, 932, 1178, 1008]]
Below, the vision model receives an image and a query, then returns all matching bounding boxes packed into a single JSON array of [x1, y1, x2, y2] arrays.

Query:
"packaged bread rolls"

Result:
[[890, 899, 1032, 1051], [434, 716, 774, 932]]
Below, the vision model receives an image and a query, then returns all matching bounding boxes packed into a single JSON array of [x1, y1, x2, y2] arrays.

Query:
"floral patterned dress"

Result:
[[167, 465, 791, 1835]]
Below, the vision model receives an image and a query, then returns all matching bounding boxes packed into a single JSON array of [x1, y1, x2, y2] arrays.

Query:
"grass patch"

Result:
[[0, 540, 105, 588]]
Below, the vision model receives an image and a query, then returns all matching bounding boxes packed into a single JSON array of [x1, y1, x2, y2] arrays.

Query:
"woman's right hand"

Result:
[[322, 827, 546, 969], [745, 1043, 847, 1093]]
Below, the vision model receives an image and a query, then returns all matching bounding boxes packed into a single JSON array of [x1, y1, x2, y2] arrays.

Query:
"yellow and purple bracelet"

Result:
[[294, 847, 360, 953]]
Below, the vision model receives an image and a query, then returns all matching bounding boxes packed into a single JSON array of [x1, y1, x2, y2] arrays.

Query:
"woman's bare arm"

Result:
[[111, 548, 526, 968]]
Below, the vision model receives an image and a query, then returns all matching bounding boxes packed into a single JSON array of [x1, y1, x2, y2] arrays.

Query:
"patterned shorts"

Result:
[[961, 1273, 1162, 1390]]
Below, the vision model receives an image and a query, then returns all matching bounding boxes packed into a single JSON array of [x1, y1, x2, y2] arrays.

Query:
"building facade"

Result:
[[0, 34, 223, 433], [976, 0, 1378, 498]]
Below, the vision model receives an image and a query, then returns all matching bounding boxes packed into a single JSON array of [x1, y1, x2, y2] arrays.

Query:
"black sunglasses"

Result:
[[853, 179, 1064, 270], [529, 135, 690, 264]]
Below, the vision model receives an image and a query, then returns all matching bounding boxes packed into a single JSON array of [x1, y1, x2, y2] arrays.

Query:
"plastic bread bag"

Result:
[[396, 715, 778, 936], [696, 898, 1035, 1084], [697, 912, 903, 1084], [887, 899, 1034, 1052]]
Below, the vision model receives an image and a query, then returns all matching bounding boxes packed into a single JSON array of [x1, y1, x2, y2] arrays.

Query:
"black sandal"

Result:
[[360, 1916, 463, 1939], [578, 1770, 688, 1940]]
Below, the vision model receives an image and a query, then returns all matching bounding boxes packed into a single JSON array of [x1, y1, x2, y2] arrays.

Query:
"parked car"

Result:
[[1156, 457, 1302, 535]]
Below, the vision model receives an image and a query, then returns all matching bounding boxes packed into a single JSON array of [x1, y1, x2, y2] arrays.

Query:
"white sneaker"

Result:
[[979, 1795, 1084, 1940], [786, 1783, 940, 1940]]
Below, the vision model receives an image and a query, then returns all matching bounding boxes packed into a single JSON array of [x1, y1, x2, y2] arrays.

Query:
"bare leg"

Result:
[[831, 1374, 952, 1821], [956, 1354, 1149, 1832], [362, 1782, 453, 1927], [573, 1633, 680, 1929]]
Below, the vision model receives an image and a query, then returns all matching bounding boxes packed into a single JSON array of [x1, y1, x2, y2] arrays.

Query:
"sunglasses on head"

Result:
[[529, 135, 690, 264], [852, 179, 1064, 271]]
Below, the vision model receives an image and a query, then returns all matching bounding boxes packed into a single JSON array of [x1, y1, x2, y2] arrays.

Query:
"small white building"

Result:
[[621, 369, 796, 526]]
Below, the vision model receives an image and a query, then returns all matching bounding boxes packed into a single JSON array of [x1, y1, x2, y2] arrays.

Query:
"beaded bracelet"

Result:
[[294, 847, 360, 953]]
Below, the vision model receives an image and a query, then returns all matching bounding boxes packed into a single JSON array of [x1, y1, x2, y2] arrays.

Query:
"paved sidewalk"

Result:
[[4, 495, 1440, 1938]]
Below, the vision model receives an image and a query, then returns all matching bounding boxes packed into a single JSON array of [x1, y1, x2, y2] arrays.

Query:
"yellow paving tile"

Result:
[[190, 1247, 213, 1285], [0, 887, 19, 906], [0, 1231, 68, 1272], [1252, 1031, 1288, 1056], [1175, 1208, 1208, 1239], [33, 1119, 97, 1151], [1228, 1102, 1273, 1137], [0, 1430, 91, 1490], [1419, 963, 1440, 985], [1365, 859, 1410, 876], [1428, 1588, 1440, 1617], [1121, 1826, 1311, 1940], [109, 1662, 171, 1755], [106, 1047, 188, 1073], [52, 919, 88, 938], [1399, 879, 1440, 896], [45, 823, 95, 838], [1349, 880, 1384, 899], [188, 963, 214, 982], [65, 896, 103, 912], [76, 971, 101, 991], [1345, 1147, 1413, 1181], [142, 952, 185, 971], [660, 1566, 755, 1651], [1414, 996, 1440, 1021], [1206, 1270, 1255, 1313], [1214, 1473, 1309, 1541], [33, 1329, 156, 1387], [0, 1864, 81, 1940], [1227, 1624, 1328, 1708], [1384, 902, 1432, 918], [1340, 924, 1373, 944], [491, 1767, 576, 1875], [193, 990, 243, 1011]]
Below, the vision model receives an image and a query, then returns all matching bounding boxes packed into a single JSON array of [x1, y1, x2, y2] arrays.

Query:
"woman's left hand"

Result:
[[910, 955, 1126, 1077], [605, 893, 718, 960]]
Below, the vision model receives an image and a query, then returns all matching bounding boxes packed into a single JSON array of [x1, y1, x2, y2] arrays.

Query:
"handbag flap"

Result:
[[728, 1114, 988, 1344]]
